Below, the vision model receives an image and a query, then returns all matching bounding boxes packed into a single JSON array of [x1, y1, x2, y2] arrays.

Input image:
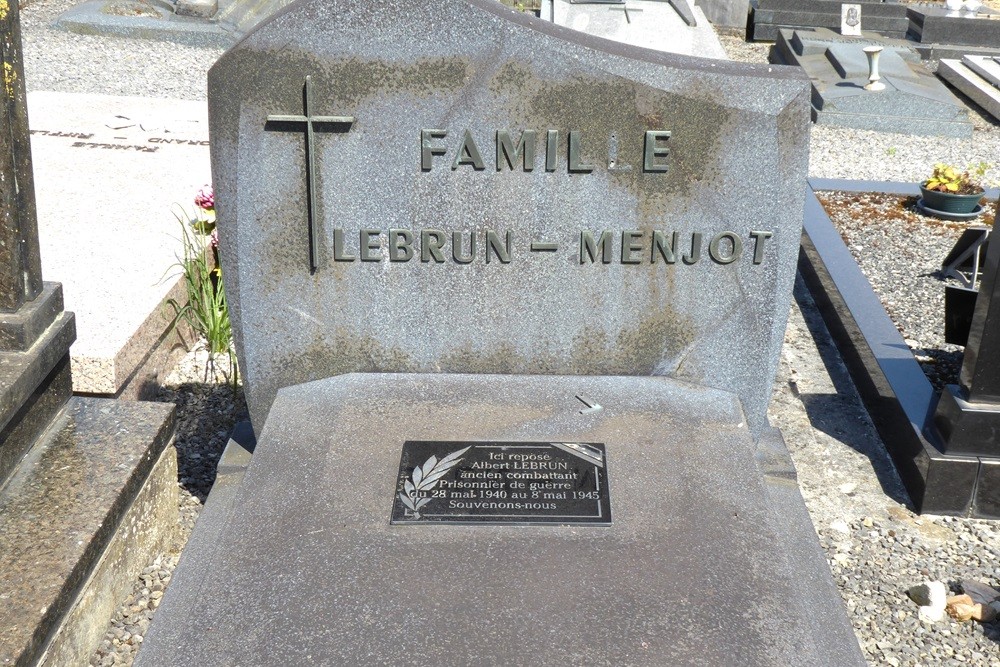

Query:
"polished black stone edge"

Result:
[[800, 179, 1000, 518]]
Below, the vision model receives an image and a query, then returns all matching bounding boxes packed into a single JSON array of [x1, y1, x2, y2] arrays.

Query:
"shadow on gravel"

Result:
[[791, 277, 914, 508], [154, 381, 249, 503]]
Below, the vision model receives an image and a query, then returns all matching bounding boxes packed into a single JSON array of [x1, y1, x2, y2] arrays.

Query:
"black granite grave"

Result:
[[751, 0, 909, 41], [800, 179, 1000, 518], [933, 210, 1000, 463], [907, 4, 1000, 48]]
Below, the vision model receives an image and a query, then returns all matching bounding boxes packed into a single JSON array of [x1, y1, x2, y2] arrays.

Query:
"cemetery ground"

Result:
[[11, 1, 1000, 665]]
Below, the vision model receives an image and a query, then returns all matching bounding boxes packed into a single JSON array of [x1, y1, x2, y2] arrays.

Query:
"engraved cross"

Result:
[[609, 3, 643, 23], [266, 75, 355, 273]]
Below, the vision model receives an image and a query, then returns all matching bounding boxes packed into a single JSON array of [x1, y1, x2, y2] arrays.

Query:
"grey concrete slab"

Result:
[[28, 92, 210, 395], [210, 0, 810, 436], [939, 56, 1000, 122], [963, 53, 1000, 85], [136, 372, 864, 666], [772, 28, 973, 137]]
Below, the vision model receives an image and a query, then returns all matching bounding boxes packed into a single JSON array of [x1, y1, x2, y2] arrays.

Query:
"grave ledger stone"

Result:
[[210, 0, 810, 438], [136, 1, 865, 664]]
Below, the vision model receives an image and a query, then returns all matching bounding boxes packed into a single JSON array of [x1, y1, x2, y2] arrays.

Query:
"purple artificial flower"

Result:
[[209, 228, 219, 249], [195, 185, 214, 211]]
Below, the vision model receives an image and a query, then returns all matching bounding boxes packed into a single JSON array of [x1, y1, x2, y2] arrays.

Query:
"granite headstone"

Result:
[[545, 0, 728, 59], [134, 2, 866, 664], [208, 0, 810, 436]]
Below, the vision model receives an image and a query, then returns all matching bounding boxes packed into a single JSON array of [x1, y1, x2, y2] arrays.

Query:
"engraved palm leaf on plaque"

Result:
[[398, 446, 471, 519]]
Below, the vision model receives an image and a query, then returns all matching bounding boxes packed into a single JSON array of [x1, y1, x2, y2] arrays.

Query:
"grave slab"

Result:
[[28, 92, 210, 397], [771, 28, 973, 137], [939, 56, 1000, 122], [136, 372, 864, 666], [52, 0, 295, 48], [209, 0, 810, 436]]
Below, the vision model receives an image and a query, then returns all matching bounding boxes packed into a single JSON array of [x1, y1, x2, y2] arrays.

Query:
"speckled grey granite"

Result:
[[136, 372, 864, 666], [0, 397, 175, 667], [210, 0, 810, 437]]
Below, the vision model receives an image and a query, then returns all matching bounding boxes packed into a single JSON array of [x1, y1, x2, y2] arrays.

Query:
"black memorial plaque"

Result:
[[390, 441, 611, 525]]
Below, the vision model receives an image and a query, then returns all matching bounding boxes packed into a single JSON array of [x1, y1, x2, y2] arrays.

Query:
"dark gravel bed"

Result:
[[88, 351, 246, 666], [817, 191, 997, 391]]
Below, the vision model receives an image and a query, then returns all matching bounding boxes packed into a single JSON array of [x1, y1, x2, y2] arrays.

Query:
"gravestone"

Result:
[[545, 0, 727, 59], [0, 2, 176, 665], [907, 4, 1000, 48], [751, 0, 909, 42], [209, 0, 809, 438], [771, 28, 973, 137], [54, 0, 297, 47], [135, 0, 866, 664], [939, 55, 1000, 122], [694, 0, 749, 29]]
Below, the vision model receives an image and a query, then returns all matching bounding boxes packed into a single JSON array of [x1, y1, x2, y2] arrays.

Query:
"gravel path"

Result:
[[14, 4, 1000, 666]]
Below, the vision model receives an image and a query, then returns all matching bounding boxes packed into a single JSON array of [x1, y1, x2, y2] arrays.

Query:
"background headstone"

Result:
[[751, 0, 909, 42], [208, 0, 811, 435], [545, 0, 728, 59], [906, 5, 1000, 48]]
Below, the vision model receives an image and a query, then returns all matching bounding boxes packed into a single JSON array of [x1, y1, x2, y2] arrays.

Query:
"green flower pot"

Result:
[[920, 185, 983, 214]]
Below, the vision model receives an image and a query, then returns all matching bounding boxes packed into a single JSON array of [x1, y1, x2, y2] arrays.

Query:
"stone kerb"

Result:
[[209, 0, 811, 435]]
